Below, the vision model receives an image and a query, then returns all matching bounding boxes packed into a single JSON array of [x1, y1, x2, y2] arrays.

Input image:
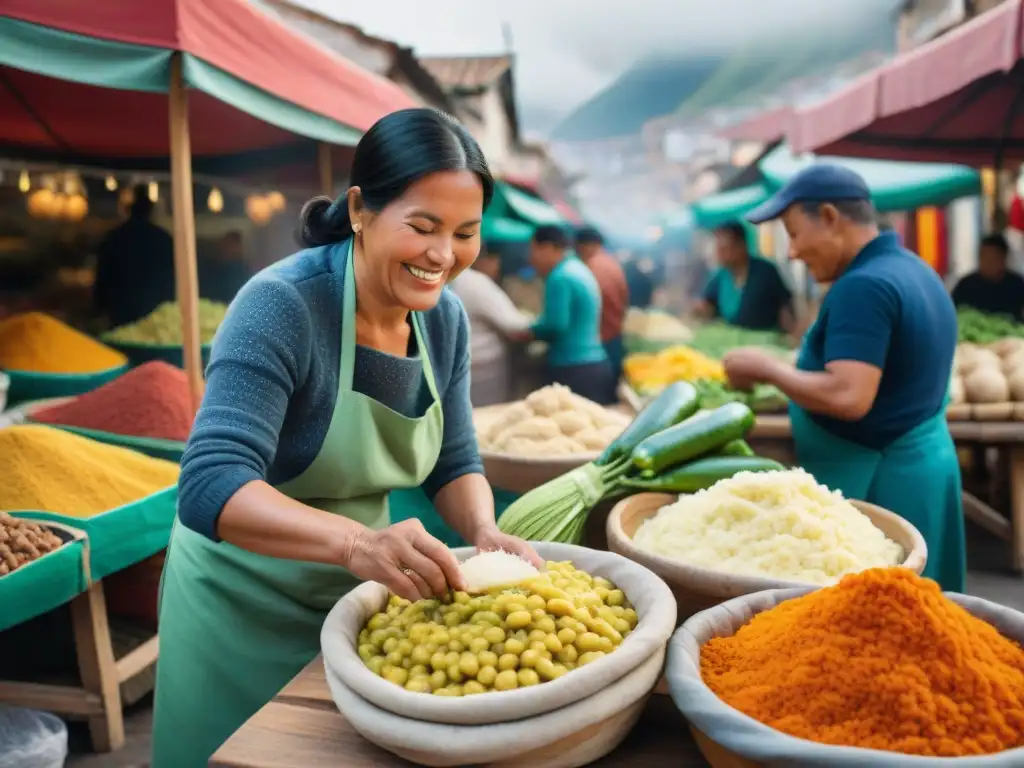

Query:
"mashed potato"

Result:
[[632, 468, 903, 585]]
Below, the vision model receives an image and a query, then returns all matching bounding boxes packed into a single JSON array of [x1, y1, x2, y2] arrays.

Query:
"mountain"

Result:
[[552, 12, 895, 143], [550, 55, 723, 142]]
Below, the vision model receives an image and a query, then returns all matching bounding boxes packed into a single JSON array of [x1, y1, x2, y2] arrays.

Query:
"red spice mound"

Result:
[[32, 361, 193, 441]]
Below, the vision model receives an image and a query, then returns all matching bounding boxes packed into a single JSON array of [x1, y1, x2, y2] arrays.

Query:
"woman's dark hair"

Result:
[[298, 108, 494, 247]]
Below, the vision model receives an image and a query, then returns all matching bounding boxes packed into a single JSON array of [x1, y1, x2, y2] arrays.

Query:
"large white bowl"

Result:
[[667, 588, 1024, 767], [320, 542, 677, 726], [327, 644, 664, 768]]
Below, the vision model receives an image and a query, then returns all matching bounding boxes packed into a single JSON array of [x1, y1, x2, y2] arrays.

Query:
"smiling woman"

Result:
[[152, 108, 541, 767]]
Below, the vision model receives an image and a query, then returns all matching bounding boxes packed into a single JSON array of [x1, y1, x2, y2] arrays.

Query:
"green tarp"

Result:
[[758, 146, 980, 213], [691, 184, 772, 230], [490, 183, 567, 227], [482, 216, 534, 243], [0, 16, 361, 146]]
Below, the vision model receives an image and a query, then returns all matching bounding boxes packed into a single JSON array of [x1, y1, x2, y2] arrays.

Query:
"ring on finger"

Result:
[[401, 567, 415, 577]]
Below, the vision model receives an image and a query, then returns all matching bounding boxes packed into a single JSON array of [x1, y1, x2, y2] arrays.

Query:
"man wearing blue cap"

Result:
[[722, 163, 965, 591]]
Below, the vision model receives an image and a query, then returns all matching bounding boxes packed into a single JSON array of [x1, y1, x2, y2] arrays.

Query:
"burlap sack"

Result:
[[321, 542, 676, 726], [667, 588, 1024, 767], [326, 645, 664, 768]]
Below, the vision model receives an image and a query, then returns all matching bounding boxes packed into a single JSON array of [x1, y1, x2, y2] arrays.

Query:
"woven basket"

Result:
[[667, 589, 1024, 767], [606, 493, 928, 625]]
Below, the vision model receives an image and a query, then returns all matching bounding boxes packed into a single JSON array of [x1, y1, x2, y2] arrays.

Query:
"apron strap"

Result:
[[341, 239, 441, 406]]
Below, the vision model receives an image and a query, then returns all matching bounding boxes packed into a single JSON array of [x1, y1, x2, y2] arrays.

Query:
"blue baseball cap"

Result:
[[745, 163, 871, 224]]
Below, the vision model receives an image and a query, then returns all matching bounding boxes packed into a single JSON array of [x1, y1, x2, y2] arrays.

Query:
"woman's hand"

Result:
[[473, 524, 544, 569], [723, 347, 781, 391], [344, 519, 467, 601]]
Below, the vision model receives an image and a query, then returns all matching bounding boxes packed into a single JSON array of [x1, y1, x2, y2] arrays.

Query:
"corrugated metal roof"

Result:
[[420, 55, 512, 88]]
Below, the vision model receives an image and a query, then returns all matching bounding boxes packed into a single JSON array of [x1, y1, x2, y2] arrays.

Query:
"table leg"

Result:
[[1009, 446, 1024, 573], [70, 583, 125, 751]]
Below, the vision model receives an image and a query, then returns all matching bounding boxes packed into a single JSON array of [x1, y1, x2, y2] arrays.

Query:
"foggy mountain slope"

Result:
[[552, 5, 896, 142], [550, 55, 723, 142]]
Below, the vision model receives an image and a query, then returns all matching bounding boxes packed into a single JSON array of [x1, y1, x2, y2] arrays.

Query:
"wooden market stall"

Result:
[[0, 0, 413, 751]]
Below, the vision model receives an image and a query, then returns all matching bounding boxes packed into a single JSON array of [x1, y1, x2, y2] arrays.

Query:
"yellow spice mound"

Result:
[[702, 568, 1024, 757], [0, 312, 127, 373], [0, 425, 179, 517]]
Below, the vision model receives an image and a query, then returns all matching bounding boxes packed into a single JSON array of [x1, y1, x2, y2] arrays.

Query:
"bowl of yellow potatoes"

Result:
[[320, 542, 677, 768]]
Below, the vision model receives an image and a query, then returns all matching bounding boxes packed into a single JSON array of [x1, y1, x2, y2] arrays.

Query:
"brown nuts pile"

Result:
[[0, 513, 64, 576]]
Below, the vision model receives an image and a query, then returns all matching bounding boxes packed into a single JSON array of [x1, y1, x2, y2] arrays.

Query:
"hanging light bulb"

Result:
[[207, 187, 224, 214], [148, 181, 159, 203], [105, 175, 118, 191], [18, 170, 30, 193], [266, 191, 286, 212]]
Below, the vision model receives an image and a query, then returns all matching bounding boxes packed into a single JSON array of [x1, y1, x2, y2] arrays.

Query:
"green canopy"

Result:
[[482, 216, 533, 244], [691, 184, 771, 230], [758, 145, 980, 212], [489, 182, 567, 227]]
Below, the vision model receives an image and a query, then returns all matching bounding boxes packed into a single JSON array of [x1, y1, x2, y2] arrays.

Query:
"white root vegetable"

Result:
[[991, 338, 1024, 358], [1008, 369, 1024, 402], [959, 348, 1001, 376], [549, 410, 592, 435], [964, 367, 1010, 404]]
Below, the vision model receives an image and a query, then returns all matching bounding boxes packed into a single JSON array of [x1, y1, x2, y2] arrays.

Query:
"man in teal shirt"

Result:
[[525, 225, 614, 403]]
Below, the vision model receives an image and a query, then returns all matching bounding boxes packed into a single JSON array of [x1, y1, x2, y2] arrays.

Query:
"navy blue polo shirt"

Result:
[[798, 232, 956, 449]]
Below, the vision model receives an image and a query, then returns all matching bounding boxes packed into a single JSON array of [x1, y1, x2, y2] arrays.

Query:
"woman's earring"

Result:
[[352, 222, 361, 235]]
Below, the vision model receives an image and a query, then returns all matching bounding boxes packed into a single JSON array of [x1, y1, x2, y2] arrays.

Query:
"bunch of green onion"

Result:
[[494, 456, 633, 544]]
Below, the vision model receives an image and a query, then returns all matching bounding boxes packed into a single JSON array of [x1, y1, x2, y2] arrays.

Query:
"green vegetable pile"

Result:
[[957, 308, 1024, 344], [694, 379, 788, 412], [687, 322, 791, 359], [496, 383, 783, 544]]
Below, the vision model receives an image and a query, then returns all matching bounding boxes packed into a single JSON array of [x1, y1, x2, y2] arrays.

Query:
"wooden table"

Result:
[[752, 415, 1024, 572], [211, 657, 711, 767]]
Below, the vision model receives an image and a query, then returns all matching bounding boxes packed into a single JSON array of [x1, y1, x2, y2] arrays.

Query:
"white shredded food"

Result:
[[459, 550, 539, 592], [632, 468, 903, 585]]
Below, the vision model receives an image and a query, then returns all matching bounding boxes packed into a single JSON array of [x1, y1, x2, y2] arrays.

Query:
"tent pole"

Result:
[[318, 142, 334, 198], [169, 52, 204, 414]]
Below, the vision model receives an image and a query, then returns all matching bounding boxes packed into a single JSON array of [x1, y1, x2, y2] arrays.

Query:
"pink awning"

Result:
[[789, 0, 1024, 166], [719, 106, 794, 143], [2, 0, 415, 134]]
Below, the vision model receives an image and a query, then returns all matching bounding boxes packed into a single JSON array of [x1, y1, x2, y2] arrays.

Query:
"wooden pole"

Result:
[[168, 53, 204, 414], [318, 142, 334, 198]]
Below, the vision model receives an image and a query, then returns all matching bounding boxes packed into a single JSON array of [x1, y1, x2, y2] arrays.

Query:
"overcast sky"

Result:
[[296, 0, 900, 136]]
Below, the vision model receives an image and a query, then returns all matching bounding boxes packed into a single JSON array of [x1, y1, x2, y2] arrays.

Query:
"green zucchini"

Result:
[[717, 439, 754, 457], [623, 455, 783, 493], [596, 381, 698, 465], [630, 402, 755, 475]]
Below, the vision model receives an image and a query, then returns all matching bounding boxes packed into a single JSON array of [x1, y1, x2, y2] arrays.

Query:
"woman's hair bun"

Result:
[[298, 195, 351, 247]]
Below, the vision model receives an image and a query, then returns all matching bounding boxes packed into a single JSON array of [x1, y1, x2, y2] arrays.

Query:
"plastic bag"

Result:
[[0, 706, 68, 768]]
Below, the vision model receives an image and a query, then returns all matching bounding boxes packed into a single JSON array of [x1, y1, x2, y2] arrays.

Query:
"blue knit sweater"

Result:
[[177, 240, 482, 540]]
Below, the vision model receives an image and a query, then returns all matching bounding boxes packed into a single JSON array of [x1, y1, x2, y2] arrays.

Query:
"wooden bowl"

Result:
[[606, 493, 928, 625]]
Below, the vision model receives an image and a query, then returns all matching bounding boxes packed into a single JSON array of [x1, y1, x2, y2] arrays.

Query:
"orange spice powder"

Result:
[[701, 568, 1024, 757]]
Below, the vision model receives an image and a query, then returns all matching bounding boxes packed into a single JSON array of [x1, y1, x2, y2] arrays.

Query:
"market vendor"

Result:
[[575, 226, 629, 386], [696, 221, 795, 333], [152, 108, 540, 767], [450, 246, 531, 405], [93, 186, 176, 327], [721, 164, 965, 592], [951, 233, 1024, 318], [522, 224, 614, 404]]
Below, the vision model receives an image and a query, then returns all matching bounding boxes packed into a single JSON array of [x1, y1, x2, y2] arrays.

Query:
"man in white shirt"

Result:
[[451, 248, 531, 406]]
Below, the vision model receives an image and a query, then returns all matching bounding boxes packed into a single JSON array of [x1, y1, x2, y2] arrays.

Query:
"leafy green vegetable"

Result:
[[957, 308, 1024, 344]]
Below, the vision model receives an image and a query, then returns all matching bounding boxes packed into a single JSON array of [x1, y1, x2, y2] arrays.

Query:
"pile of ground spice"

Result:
[[701, 568, 1024, 757], [32, 361, 193, 441], [0, 425, 179, 517], [0, 312, 127, 373]]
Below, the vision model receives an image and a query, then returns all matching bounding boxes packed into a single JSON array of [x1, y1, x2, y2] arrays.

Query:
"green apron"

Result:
[[715, 270, 743, 323], [151, 241, 445, 766], [789, 346, 966, 592]]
